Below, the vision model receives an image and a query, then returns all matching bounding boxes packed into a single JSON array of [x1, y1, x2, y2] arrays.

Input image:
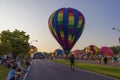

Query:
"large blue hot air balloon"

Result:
[[48, 7, 85, 55]]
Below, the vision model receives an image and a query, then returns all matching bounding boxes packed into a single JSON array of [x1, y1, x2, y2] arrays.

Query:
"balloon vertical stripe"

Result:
[[54, 10, 64, 47], [63, 8, 68, 50], [68, 9, 74, 47], [71, 9, 78, 46], [58, 9, 64, 42]]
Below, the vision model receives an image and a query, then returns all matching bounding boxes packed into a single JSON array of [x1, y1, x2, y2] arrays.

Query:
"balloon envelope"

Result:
[[48, 8, 85, 55], [53, 49, 63, 57], [72, 50, 83, 57], [84, 45, 99, 55], [100, 46, 114, 57]]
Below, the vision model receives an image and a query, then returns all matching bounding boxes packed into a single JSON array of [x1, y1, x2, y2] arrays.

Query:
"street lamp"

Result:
[[112, 27, 120, 54], [112, 27, 120, 44], [112, 27, 120, 32], [30, 40, 38, 44]]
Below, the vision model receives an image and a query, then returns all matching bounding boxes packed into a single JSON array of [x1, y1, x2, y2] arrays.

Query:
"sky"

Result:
[[0, 0, 120, 53]]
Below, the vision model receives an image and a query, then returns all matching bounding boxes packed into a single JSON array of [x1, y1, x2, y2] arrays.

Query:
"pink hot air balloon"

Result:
[[100, 46, 114, 57], [72, 50, 83, 57]]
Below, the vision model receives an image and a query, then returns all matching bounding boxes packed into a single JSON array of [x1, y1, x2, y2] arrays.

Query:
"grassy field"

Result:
[[0, 65, 10, 80], [54, 59, 120, 79]]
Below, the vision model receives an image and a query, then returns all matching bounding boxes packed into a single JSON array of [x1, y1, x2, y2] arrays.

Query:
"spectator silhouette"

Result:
[[103, 56, 108, 64], [70, 54, 75, 70], [7, 65, 17, 80]]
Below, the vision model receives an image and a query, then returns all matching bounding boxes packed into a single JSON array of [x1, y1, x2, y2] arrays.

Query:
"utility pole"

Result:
[[112, 27, 120, 54]]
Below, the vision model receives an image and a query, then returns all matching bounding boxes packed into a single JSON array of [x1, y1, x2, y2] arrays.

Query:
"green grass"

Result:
[[54, 59, 120, 79], [0, 65, 10, 80]]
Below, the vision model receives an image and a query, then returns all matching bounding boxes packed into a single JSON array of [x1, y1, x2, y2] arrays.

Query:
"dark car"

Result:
[[33, 52, 45, 59]]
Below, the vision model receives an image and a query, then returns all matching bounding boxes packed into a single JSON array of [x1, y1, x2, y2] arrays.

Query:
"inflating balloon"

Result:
[[53, 49, 63, 57], [72, 50, 83, 57], [100, 46, 114, 57], [48, 8, 85, 55], [84, 45, 99, 55]]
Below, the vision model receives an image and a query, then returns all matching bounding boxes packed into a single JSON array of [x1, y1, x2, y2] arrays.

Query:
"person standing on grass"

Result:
[[70, 54, 75, 71], [103, 56, 108, 64]]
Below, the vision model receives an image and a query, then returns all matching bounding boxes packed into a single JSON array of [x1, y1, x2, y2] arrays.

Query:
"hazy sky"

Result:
[[0, 0, 120, 52]]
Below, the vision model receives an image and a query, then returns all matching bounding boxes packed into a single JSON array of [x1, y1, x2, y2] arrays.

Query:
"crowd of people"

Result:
[[0, 55, 31, 80], [76, 53, 120, 66], [51, 51, 120, 66]]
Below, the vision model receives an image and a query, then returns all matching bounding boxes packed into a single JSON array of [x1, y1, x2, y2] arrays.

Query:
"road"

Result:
[[25, 59, 116, 80]]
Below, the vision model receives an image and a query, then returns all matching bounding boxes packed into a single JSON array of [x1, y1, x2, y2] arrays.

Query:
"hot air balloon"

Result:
[[100, 46, 114, 57], [48, 8, 85, 55], [84, 45, 100, 55], [53, 49, 63, 57], [72, 50, 83, 59]]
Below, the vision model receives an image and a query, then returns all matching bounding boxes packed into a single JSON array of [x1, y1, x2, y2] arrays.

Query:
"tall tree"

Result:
[[110, 46, 120, 55], [0, 29, 30, 57]]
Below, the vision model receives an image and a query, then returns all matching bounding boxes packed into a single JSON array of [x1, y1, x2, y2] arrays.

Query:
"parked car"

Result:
[[33, 52, 45, 59]]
